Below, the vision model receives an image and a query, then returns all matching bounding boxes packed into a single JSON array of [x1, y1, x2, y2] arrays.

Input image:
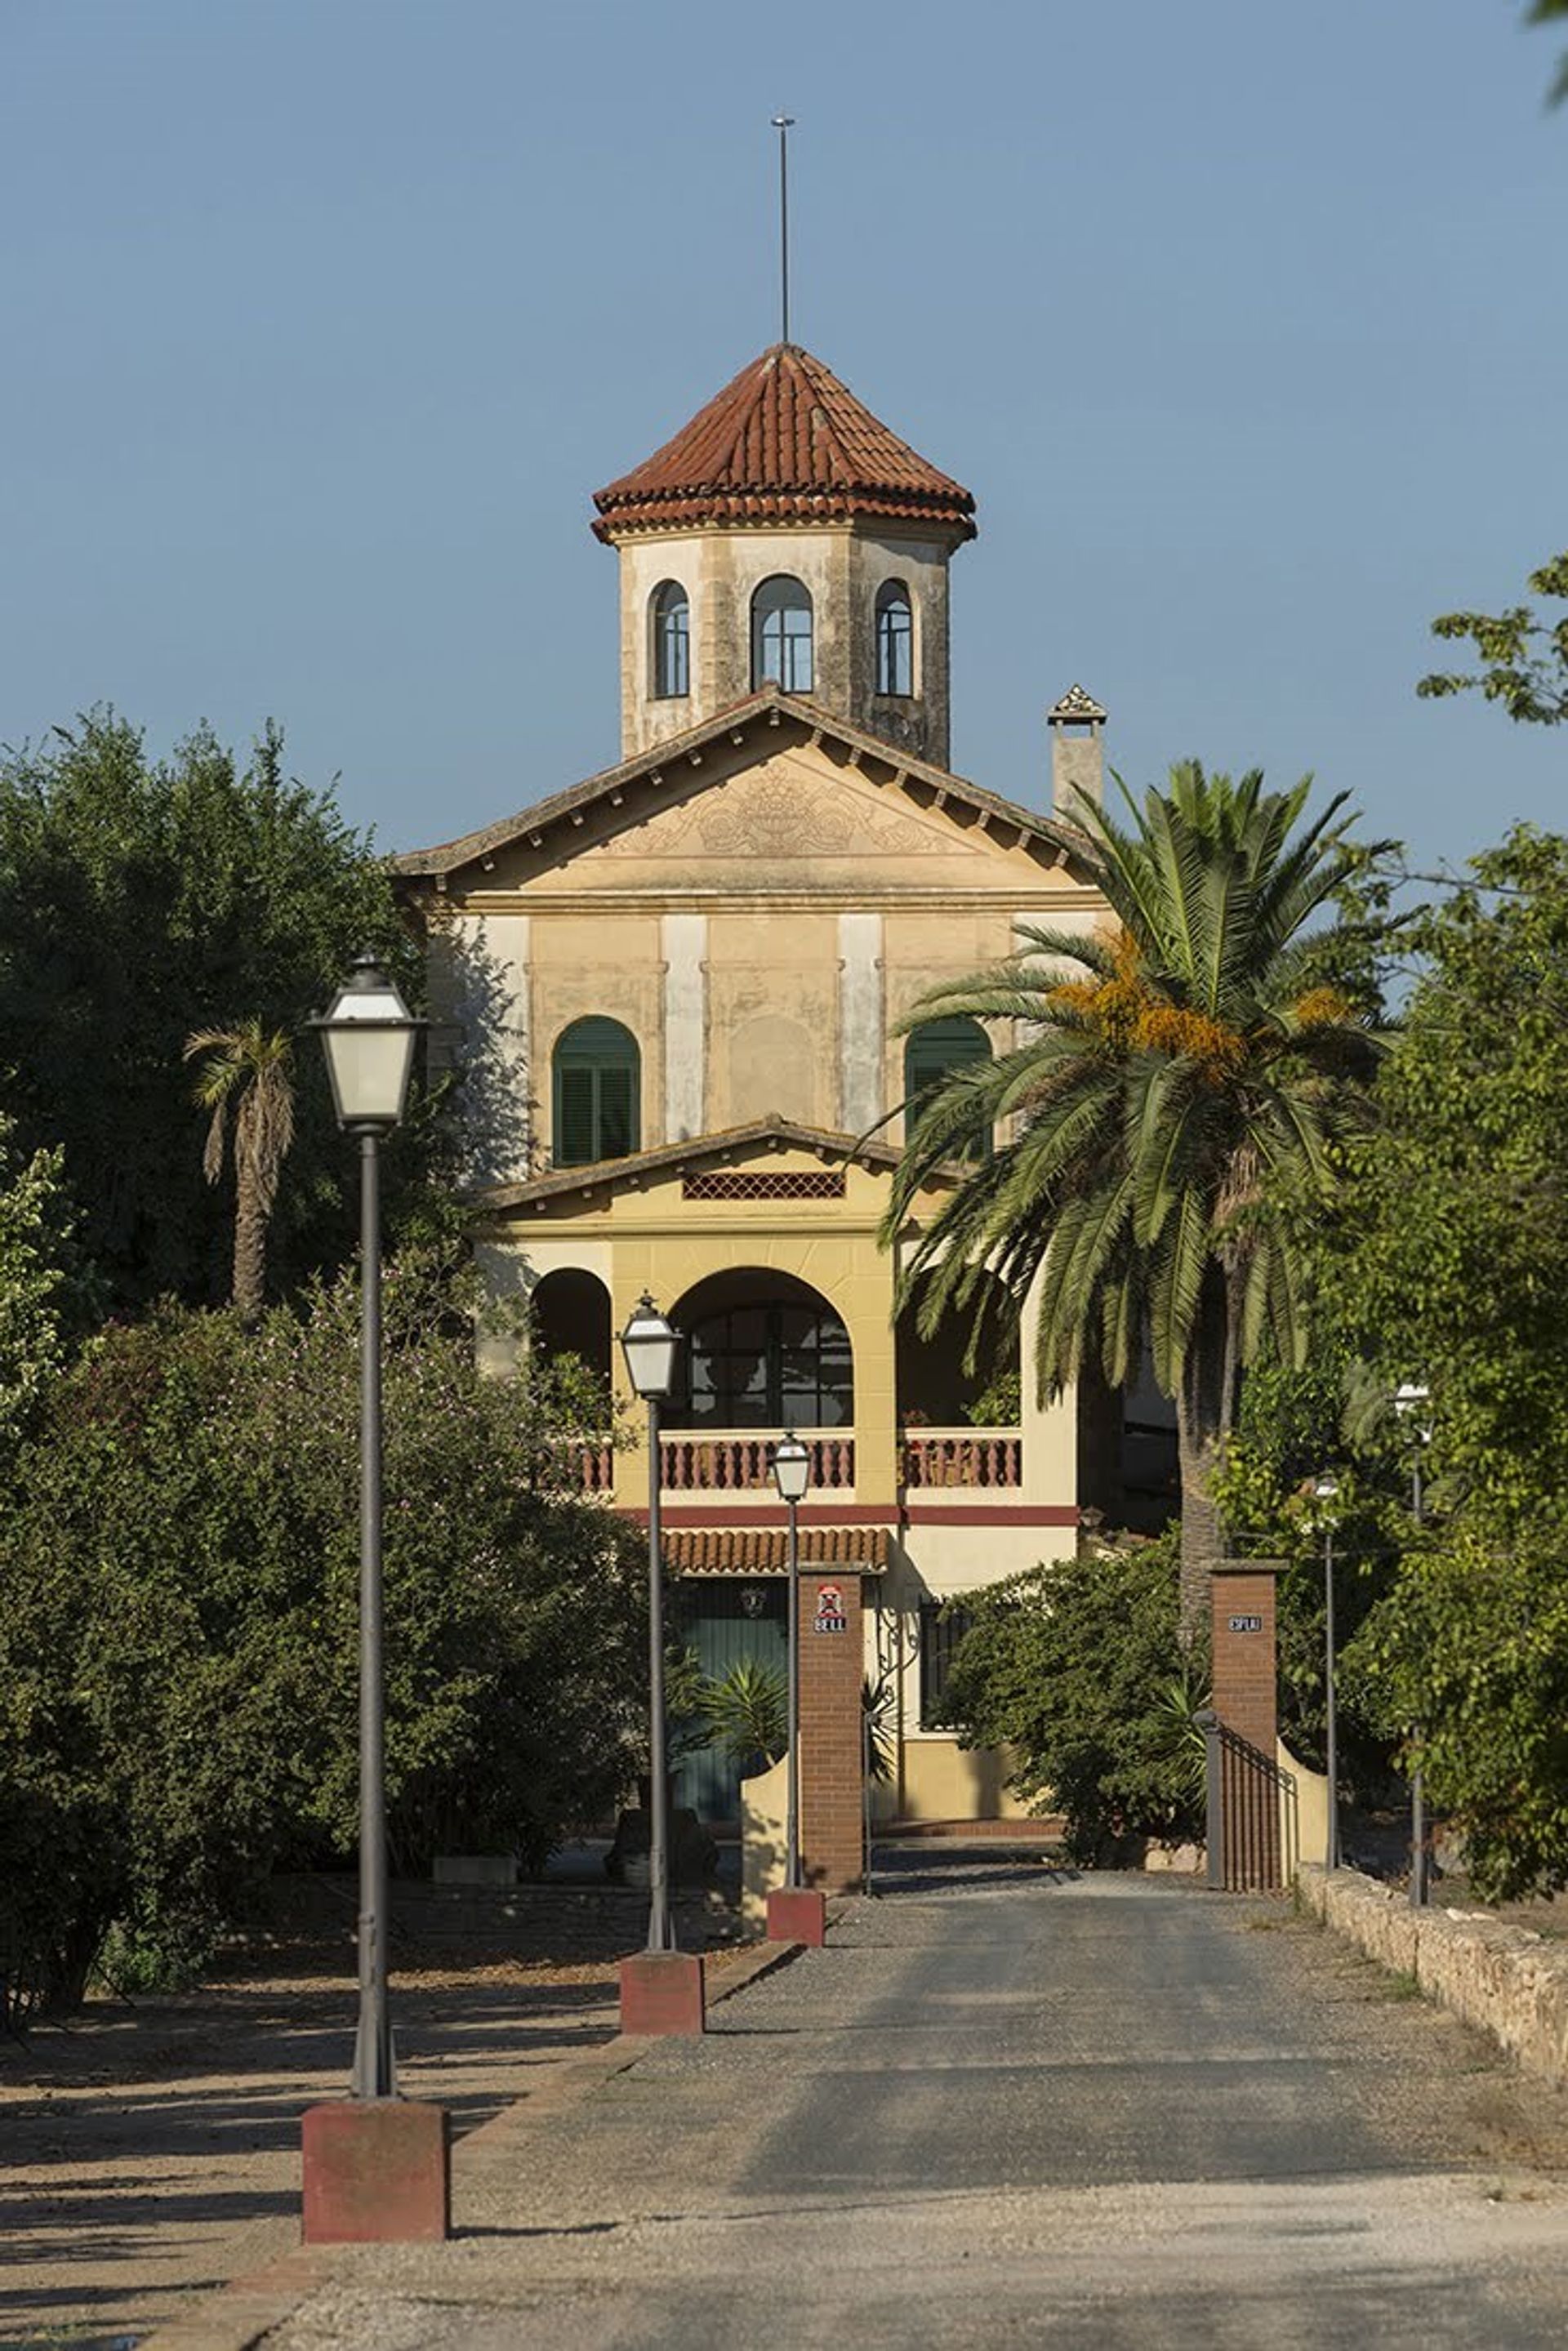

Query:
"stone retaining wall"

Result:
[[1298, 1863, 1568, 2089]]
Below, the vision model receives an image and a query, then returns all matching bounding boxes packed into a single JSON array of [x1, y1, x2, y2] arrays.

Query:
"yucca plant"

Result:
[[884, 764, 1385, 1638], [701, 1657, 788, 1770]]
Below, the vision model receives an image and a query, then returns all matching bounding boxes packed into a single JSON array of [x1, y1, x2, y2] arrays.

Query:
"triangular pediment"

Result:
[[396, 689, 1091, 898]]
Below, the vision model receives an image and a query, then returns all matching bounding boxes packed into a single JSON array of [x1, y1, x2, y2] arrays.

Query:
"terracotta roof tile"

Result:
[[663, 1525, 889, 1577], [593, 344, 975, 542]]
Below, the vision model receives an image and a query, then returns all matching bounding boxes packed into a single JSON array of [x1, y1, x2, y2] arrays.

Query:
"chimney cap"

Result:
[[1047, 683, 1107, 725]]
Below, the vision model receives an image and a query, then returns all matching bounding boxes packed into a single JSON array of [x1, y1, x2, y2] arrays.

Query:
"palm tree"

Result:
[[884, 764, 1383, 1638], [184, 1021, 296, 1325]]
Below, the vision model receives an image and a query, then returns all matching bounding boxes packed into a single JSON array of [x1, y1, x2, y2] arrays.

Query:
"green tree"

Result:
[[0, 1251, 638, 2024], [1290, 826, 1568, 1896], [0, 1114, 79, 1459], [1419, 551, 1568, 725], [1342, 1511, 1568, 1903], [884, 765, 1383, 1635], [0, 710, 416, 1311], [185, 1022, 296, 1324], [1329, 828, 1568, 1513], [938, 1534, 1206, 1863]]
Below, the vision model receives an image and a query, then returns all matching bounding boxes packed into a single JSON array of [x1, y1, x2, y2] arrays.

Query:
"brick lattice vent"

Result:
[[682, 1170, 845, 1201]]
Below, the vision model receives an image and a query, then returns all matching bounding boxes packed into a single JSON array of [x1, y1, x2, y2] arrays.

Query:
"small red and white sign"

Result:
[[813, 1582, 849, 1635]]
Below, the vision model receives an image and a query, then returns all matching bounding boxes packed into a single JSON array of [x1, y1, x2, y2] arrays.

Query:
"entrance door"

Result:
[[671, 1578, 789, 1823]]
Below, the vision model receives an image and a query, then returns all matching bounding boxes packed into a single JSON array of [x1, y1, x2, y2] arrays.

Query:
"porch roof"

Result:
[[476, 1114, 960, 1210], [664, 1525, 888, 1576]]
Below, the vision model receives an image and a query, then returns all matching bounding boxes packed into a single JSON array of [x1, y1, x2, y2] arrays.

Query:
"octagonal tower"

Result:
[[593, 343, 976, 768]]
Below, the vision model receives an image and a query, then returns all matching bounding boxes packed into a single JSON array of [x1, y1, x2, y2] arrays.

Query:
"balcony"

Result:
[[900, 1427, 1022, 1490], [573, 1426, 1024, 1501]]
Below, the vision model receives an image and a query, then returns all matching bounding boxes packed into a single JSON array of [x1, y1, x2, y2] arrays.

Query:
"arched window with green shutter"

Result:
[[552, 1017, 640, 1166], [904, 1015, 992, 1156]]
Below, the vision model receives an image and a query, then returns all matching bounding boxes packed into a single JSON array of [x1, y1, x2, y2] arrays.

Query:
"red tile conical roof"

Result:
[[592, 344, 976, 542]]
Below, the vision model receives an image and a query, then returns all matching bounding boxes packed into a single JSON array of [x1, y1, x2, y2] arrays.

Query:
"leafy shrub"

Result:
[[0, 1253, 644, 2024], [938, 1532, 1209, 1863], [1343, 1507, 1568, 1902]]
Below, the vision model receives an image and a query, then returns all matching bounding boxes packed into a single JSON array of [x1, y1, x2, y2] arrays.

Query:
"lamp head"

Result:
[[1311, 1474, 1341, 1531], [312, 951, 421, 1133], [619, 1293, 679, 1400], [1393, 1383, 1433, 1444], [771, 1429, 811, 1504]]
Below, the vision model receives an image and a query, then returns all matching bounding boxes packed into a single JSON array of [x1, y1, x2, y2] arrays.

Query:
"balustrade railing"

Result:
[[659, 1430, 856, 1493], [576, 1441, 615, 1493], [577, 1426, 1023, 1495], [900, 1427, 1022, 1489]]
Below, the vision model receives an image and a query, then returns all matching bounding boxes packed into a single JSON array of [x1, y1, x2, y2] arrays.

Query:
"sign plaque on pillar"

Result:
[[1209, 1559, 1286, 1894]]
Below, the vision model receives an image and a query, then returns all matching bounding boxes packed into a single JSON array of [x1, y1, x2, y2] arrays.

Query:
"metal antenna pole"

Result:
[[771, 114, 795, 345]]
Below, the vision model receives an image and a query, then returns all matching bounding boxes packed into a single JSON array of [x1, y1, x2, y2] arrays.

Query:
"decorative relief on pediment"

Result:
[[598, 773, 948, 860]]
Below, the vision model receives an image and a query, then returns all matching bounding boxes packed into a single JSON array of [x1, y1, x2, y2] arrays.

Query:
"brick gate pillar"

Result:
[[798, 1570, 865, 1893], [1209, 1559, 1284, 1890]]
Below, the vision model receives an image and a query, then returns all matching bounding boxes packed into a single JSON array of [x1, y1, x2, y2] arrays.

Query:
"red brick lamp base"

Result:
[[766, 1888, 827, 1947], [301, 2099, 450, 2244], [619, 1949, 706, 2035]]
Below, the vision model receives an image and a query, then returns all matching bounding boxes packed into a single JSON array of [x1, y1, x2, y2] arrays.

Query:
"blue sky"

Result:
[[1, 0, 1562, 873]]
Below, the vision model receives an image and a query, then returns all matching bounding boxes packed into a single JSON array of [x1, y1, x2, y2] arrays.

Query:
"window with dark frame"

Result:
[[551, 1017, 640, 1166], [671, 1298, 853, 1429], [751, 574, 813, 692], [919, 1600, 974, 1730], [875, 579, 913, 697], [651, 580, 689, 699]]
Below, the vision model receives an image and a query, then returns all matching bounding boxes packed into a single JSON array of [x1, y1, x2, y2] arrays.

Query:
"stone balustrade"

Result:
[[900, 1427, 1022, 1489]]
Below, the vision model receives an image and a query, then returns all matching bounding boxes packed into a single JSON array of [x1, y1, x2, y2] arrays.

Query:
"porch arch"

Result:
[[532, 1265, 613, 1387], [666, 1267, 853, 1432]]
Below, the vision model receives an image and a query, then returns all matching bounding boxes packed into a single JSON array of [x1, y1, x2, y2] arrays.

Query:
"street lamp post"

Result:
[[1394, 1383, 1433, 1908], [311, 954, 421, 2104], [1313, 1476, 1341, 1872], [618, 1294, 680, 1957], [771, 1432, 811, 1889]]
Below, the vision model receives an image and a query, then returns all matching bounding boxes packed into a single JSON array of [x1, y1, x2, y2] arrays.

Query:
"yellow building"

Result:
[[397, 341, 1125, 1855]]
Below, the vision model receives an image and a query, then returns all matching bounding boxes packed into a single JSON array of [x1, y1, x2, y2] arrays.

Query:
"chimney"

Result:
[[1047, 684, 1107, 816]]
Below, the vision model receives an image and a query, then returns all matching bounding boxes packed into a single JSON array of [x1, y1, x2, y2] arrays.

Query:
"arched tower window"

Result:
[[875, 579, 913, 697], [751, 575, 813, 693], [650, 580, 689, 700], [552, 1017, 640, 1166], [905, 1016, 992, 1155]]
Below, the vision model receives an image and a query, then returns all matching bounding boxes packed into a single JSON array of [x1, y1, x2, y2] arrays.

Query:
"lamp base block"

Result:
[[766, 1888, 828, 1947], [619, 1949, 706, 2035], [301, 2099, 450, 2244]]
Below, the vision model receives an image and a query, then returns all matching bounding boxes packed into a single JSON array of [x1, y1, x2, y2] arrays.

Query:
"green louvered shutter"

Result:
[[553, 1018, 640, 1166], [905, 1017, 992, 1158]]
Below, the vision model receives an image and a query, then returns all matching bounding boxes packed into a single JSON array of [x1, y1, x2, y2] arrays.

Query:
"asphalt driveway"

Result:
[[261, 1851, 1568, 2349]]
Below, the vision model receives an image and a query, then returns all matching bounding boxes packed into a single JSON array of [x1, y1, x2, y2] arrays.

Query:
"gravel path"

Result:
[[0, 1960, 625, 2350], [255, 1854, 1568, 2350]]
